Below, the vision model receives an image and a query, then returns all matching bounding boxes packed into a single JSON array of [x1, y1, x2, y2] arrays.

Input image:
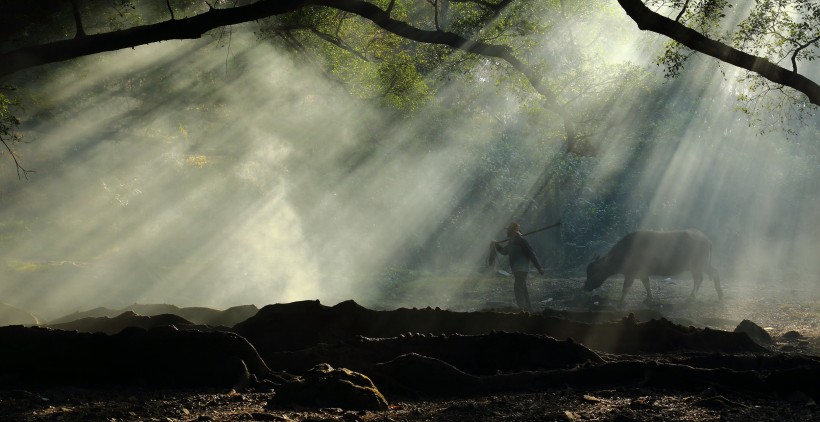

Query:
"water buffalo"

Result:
[[584, 229, 722, 304]]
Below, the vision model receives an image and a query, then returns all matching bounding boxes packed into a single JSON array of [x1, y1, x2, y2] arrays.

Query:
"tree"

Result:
[[0, 86, 28, 178], [2, 0, 818, 104], [0, 1, 554, 100], [0, 0, 615, 166], [618, 0, 820, 107], [0, 0, 817, 177]]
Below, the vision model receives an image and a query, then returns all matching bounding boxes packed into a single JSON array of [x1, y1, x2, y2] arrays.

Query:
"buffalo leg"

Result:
[[689, 271, 704, 300], [640, 277, 652, 303], [707, 266, 723, 300], [619, 277, 635, 305]]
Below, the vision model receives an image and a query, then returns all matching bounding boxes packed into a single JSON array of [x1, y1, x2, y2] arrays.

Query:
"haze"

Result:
[[0, 5, 818, 320]]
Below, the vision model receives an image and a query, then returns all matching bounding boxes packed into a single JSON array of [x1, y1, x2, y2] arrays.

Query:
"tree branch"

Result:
[[791, 34, 820, 73], [311, 0, 555, 102], [0, 0, 549, 101], [433, 0, 441, 31], [308, 27, 371, 62], [313, 0, 579, 149], [447, 0, 511, 12], [0, 136, 33, 180], [70, 0, 87, 38], [617, 0, 820, 106], [167, 0, 176, 20], [0, 0, 578, 150], [675, 0, 690, 22], [0, 0, 304, 78]]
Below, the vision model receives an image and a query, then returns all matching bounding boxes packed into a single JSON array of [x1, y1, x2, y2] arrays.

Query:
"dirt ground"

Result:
[[375, 274, 820, 350], [1, 274, 818, 421], [0, 386, 814, 421]]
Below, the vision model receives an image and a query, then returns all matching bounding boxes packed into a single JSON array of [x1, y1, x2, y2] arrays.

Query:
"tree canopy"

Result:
[[1, 0, 818, 108], [0, 0, 818, 173]]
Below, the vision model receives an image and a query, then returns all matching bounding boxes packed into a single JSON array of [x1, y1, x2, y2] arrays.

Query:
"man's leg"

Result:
[[514, 271, 532, 311]]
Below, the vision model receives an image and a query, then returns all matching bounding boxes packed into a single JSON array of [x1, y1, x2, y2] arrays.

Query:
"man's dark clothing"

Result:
[[512, 271, 532, 312], [495, 234, 543, 311]]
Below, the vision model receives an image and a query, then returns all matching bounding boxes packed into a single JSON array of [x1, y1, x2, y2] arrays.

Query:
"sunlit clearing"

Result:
[[0, 2, 817, 321]]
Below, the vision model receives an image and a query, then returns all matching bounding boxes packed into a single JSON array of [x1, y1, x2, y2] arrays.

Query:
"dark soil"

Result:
[[0, 387, 814, 421], [0, 276, 817, 421]]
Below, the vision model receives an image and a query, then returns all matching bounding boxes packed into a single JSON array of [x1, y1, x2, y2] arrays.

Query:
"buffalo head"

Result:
[[583, 255, 609, 291]]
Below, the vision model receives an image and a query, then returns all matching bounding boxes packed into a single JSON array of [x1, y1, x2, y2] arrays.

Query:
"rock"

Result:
[[269, 363, 388, 411], [734, 320, 773, 346], [781, 330, 804, 341], [564, 410, 581, 421], [582, 394, 602, 402]]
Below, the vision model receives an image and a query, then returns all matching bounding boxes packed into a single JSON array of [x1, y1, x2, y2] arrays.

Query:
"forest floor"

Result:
[[374, 273, 820, 352], [1, 274, 818, 422], [1, 386, 813, 421]]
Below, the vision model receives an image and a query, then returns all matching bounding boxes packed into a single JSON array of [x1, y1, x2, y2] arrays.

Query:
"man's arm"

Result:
[[520, 238, 544, 274]]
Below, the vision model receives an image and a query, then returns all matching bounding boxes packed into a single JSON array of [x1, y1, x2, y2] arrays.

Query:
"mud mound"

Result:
[[47, 306, 119, 324], [191, 304, 258, 327], [370, 355, 820, 400], [126, 304, 259, 327], [263, 331, 603, 375], [0, 325, 270, 388], [121, 303, 182, 317], [50, 304, 258, 327], [0, 299, 817, 413], [601, 316, 766, 354], [234, 300, 767, 355], [540, 308, 667, 324], [48, 311, 193, 335], [659, 352, 820, 372], [267, 363, 388, 410]]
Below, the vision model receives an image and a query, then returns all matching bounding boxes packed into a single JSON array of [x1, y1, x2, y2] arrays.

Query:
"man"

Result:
[[493, 222, 545, 312]]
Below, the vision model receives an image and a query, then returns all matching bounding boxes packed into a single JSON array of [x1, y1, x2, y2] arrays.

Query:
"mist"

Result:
[[582, 54, 820, 290], [0, 30, 530, 318], [0, 5, 818, 321]]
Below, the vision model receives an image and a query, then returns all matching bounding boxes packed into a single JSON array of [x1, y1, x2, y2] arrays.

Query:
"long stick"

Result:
[[494, 221, 561, 244], [487, 221, 561, 268]]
